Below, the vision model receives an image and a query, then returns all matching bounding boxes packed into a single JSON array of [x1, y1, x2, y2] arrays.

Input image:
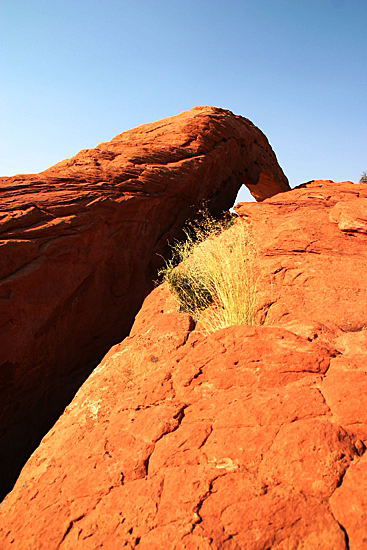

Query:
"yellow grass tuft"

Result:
[[159, 211, 257, 334]]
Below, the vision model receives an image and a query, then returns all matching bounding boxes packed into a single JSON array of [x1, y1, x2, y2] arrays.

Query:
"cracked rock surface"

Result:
[[0, 106, 289, 499], [1, 181, 367, 548]]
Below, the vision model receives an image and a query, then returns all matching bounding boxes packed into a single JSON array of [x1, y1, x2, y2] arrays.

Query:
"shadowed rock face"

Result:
[[1, 181, 366, 548], [0, 107, 289, 499]]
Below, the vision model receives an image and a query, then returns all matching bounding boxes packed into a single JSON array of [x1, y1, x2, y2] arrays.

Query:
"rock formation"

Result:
[[0, 107, 289, 499], [1, 180, 366, 548]]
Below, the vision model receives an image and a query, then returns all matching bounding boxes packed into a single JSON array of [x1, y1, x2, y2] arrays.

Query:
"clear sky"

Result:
[[1, 0, 366, 203]]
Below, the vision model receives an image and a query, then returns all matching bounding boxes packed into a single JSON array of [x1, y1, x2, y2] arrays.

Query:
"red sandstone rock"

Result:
[[1, 180, 367, 548], [0, 107, 289, 497], [236, 180, 367, 332], [330, 453, 367, 550]]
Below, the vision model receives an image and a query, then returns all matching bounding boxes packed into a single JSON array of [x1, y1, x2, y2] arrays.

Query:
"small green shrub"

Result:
[[359, 171, 367, 183], [159, 211, 257, 334]]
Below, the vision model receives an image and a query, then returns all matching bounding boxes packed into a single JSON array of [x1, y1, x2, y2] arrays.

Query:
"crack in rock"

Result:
[[58, 514, 85, 547], [191, 476, 220, 532], [144, 405, 188, 475]]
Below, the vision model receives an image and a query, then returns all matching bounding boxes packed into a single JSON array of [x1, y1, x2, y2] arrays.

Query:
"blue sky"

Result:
[[1, 0, 366, 203]]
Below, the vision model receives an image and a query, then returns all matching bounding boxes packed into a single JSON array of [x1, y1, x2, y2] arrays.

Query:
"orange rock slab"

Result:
[[1, 181, 367, 547], [0, 312, 358, 548], [236, 180, 367, 332], [0, 106, 289, 498]]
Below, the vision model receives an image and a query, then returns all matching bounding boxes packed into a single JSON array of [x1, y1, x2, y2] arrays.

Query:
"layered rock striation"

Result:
[[1, 180, 366, 548], [0, 107, 289, 499]]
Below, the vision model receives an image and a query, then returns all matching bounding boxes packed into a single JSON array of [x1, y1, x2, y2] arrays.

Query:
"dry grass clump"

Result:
[[159, 211, 257, 334]]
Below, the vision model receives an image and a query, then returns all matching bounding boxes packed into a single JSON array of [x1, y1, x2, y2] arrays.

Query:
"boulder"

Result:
[[0, 107, 289, 498], [1, 180, 366, 548]]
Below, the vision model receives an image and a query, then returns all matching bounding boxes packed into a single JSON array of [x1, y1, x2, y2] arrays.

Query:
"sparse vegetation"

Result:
[[159, 210, 257, 334], [359, 171, 367, 183]]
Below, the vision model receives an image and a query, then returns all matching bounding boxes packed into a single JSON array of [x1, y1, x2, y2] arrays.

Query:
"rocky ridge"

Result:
[[0, 107, 289, 499], [1, 180, 366, 548]]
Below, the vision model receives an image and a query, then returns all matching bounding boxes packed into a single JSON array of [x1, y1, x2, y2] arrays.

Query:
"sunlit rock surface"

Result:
[[1, 181, 367, 548]]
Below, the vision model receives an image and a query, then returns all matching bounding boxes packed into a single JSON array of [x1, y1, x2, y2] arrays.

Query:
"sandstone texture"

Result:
[[1, 180, 366, 548], [0, 107, 289, 498]]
